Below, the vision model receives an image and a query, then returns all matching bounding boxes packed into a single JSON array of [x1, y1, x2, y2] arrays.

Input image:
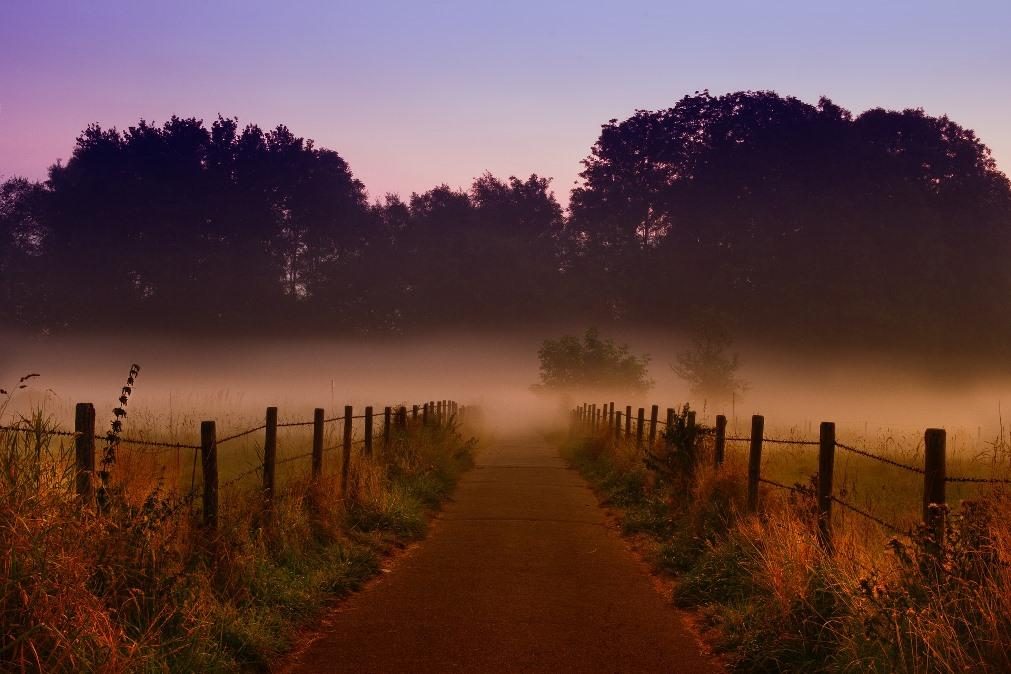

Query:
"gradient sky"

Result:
[[2, 1, 1009, 206]]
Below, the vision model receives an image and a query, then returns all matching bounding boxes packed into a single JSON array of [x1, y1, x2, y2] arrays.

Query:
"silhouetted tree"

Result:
[[536, 328, 653, 392], [568, 91, 1011, 356]]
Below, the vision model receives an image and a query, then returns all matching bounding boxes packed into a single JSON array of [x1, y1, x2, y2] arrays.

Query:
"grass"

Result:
[[558, 414, 1011, 673], [0, 385, 476, 672]]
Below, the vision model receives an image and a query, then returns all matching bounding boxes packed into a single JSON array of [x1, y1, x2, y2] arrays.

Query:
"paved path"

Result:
[[286, 436, 720, 673]]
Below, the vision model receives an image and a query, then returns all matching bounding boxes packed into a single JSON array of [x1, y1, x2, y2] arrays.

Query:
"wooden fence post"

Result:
[[714, 414, 727, 467], [614, 411, 622, 440], [924, 428, 946, 543], [263, 407, 278, 510], [74, 402, 96, 501], [384, 406, 392, 448], [341, 406, 353, 499], [636, 408, 645, 449], [625, 405, 632, 437], [747, 415, 765, 513], [200, 420, 218, 529], [687, 411, 696, 429], [665, 408, 675, 447], [817, 422, 836, 552], [423, 403, 430, 426], [312, 408, 324, 479], [364, 406, 374, 456], [590, 404, 596, 432], [398, 406, 407, 428], [429, 401, 436, 425], [609, 402, 615, 427], [648, 405, 659, 448], [412, 404, 419, 421]]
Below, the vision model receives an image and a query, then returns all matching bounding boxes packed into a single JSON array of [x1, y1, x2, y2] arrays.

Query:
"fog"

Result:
[[3, 329, 1010, 449]]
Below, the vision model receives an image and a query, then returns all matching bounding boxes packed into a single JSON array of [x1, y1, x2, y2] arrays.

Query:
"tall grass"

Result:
[[0, 384, 475, 671], [559, 414, 1011, 673]]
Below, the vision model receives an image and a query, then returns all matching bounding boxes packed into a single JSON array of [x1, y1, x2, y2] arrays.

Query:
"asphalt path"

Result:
[[285, 436, 720, 673]]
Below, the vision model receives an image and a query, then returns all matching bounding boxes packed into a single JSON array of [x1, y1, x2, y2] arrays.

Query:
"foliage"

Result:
[[4, 93, 1011, 365], [0, 386, 475, 671], [536, 328, 653, 392], [561, 417, 1011, 672], [671, 320, 746, 401]]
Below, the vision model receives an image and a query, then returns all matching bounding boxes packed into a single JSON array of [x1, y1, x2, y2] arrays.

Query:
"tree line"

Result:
[[3, 90, 1010, 363]]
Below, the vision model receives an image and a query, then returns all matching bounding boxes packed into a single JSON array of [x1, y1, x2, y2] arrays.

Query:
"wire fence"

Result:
[[0, 399, 469, 528], [575, 401, 1011, 552]]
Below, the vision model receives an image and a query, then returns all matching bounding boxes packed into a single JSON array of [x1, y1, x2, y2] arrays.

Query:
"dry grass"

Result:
[[561, 415, 1011, 673], [0, 385, 475, 672]]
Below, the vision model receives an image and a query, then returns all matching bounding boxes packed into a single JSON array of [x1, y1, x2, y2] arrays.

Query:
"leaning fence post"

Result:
[[714, 414, 727, 467], [747, 415, 765, 513], [648, 405, 659, 448], [263, 407, 278, 510], [364, 406, 374, 456], [924, 428, 946, 544], [817, 422, 836, 552], [74, 402, 96, 501], [312, 408, 324, 479], [200, 421, 218, 529], [384, 406, 392, 449], [636, 408, 645, 449], [341, 406, 353, 499]]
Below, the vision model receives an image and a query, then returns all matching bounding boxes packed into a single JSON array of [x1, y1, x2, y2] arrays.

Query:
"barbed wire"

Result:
[[0, 424, 203, 450], [0, 424, 78, 438], [273, 451, 316, 467], [763, 437, 820, 446], [220, 465, 262, 489], [217, 424, 267, 445], [276, 420, 316, 429], [103, 435, 201, 451], [758, 476, 911, 537], [944, 474, 1011, 485], [835, 441, 924, 474], [758, 477, 814, 495], [830, 495, 910, 537]]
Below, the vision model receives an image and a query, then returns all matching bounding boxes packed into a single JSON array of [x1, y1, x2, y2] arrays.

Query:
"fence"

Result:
[[573, 402, 1011, 552], [0, 399, 467, 529]]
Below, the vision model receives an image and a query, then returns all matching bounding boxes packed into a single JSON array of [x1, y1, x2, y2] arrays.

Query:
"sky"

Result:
[[2, 0, 1009, 206]]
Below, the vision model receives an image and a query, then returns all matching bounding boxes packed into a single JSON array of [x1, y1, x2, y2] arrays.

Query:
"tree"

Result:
[[671, 319, 746, 401], [536, 328, 653, 392], [567, 90, 1011, 356]]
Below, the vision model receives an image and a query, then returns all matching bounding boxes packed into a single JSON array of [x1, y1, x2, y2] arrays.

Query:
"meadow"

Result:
[[0, 378, 476, 672], [560, 408, 1011, 673]]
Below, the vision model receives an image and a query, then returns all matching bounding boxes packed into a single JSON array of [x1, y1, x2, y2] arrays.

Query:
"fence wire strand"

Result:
[[217, 424, 267, 445], [835, 441, 925, 474], [830, 496, 910, 537]]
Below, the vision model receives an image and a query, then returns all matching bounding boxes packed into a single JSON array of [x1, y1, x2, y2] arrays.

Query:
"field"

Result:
[[0, 383, 476, 671], [560, 408, 1011, 673]]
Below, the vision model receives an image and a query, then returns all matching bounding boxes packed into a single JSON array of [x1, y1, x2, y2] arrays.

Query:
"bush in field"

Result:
[[536, 328, 653, 392], [671, 318, 746, 401]]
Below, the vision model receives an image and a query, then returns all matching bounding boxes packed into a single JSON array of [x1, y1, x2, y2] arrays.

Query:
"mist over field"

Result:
[[4, 328, 1008, 447]]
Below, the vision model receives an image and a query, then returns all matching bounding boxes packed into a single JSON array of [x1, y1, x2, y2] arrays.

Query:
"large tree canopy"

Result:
[[3, 93, 1009, 366], [568, 91, 1011, 355]]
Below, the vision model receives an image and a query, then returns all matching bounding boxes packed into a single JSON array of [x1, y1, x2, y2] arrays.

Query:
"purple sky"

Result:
[[2, 1, 1009, 205]]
